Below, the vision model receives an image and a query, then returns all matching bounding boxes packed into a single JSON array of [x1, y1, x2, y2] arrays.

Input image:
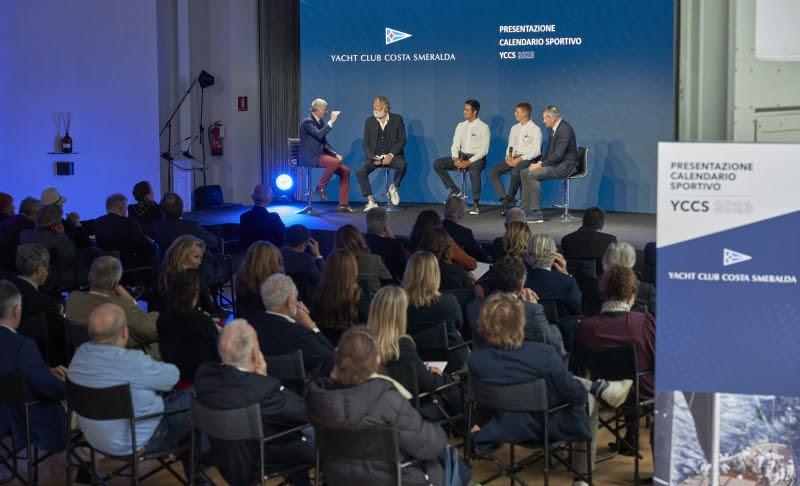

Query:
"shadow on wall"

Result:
[[595, 140, 651, 212], [406, 118, 439, 203]]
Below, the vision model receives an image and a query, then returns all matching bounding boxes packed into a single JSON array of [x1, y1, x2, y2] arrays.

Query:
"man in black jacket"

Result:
[[244, 273, 334, 376], [0, 197, 40, 271], [194, 320, 313, 486], [364, 207, 406, 281], [153, 192, 220, 257], [280, 224, 323, 302], [239, 184, 286, 251], [93, 193, 157, 270], [442, 195, 492, 263], [560, 206, 617, 274], [356, 96, 408, 212]]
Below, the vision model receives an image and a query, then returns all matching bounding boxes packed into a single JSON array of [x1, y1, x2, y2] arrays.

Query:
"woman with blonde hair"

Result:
[[235, 241, 284, 313], [334, 223, 391, 293], [478, 220, 532, 295], [311, 249, 368, 345], [157, 234, 220, 315]]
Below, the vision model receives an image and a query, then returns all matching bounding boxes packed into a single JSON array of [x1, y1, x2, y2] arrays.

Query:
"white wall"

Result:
[[0, 0, 160, 219]]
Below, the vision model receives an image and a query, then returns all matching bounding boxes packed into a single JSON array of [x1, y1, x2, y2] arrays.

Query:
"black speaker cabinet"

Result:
[[193, 185, 224, 209]]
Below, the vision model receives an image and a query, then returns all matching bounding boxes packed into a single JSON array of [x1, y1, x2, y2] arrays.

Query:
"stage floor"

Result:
[[188, 202, 655, 250]]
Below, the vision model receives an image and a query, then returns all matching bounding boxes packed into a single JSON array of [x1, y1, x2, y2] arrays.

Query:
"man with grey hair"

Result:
[[299, 98, 353, 211], [65, 255, 159, 357], [524, 234, 582, 318], [521, 105, 578, 222], [93, 193, 157, 270], [602, 242, 656, 315], [364, 207, 406, 281], [194, 319, 314, 485], [358, 95, 408, 212], [442, 195, 492, 263], [0, 196, 41, 271], [245, 273, 334, 375], [239, 183, 286, 250], [68, 303, 193, 473]]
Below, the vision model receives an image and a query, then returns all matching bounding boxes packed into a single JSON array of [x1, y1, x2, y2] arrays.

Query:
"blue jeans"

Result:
[[142, 388, 194, 473]]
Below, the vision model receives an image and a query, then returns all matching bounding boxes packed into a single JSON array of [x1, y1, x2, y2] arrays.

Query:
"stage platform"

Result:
[[187, 202, 655, 250]]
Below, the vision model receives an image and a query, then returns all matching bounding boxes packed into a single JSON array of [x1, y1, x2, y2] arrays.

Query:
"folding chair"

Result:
[[409, 322, 472, 366], [266, 350, 307, 394], [465, 377, 593, 486], [64, 378, 190, 485], [189, 398, 311, 486]]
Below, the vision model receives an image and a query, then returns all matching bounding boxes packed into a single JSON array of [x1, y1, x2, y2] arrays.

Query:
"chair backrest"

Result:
[[570, 147, 588, 179], [383, 359, 420, 405], [288, 138, 300, 165], [65, 378, 134, 420], [572, 342, 638, 382], [312, 420, 401, 465], [356, 277, 375, 302], [566, 257, 598, 282], [539, 300, 559, 324], [189, 397, 264, 441], [65, 320, 90, 348], [0, 370, 27, 403], [409, 323, 449, 361], [266, 350, 306, 382], [468, 377, 550, 412]]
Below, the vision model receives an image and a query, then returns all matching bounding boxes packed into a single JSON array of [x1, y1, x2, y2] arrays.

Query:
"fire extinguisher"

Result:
[[209, 121, 225, 156]]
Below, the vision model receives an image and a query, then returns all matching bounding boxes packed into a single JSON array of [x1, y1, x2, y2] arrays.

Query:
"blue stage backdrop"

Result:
[[300, 0, 674, 213]]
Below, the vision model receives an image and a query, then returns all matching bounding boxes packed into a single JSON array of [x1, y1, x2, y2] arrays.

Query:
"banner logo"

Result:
[[723, 248, 752, 266], [385, 27, 412, 45]]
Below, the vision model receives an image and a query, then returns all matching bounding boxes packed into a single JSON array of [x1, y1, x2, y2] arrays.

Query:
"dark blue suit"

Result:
[[0, 325, 67, 451], [299, 116, 334, 166], [524, 266, 582, 317], [238, 206, 286, 251], [244, 311, 334, 376]]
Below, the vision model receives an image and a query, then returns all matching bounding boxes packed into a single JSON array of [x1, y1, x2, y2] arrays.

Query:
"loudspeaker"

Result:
[[194, 185, 224, 209]]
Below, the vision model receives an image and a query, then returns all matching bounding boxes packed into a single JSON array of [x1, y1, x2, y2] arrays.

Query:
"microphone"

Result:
[[508, 146, 514, 157]]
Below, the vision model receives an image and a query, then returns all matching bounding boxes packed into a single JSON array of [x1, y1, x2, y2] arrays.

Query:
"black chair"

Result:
[[64, 378, 190, 485], [188, 398, 311, 486], [572, 343, 654, 485], [0, 370, 57, 485], [356, 277, 375, 302], [63, 319, 90, 361], [465, 377, 592, 486], [311, 421, 418, 486], [266, 350, 307, 394], [289, 137, 323, 216], [566, 257, 599, 283], [409, 322, 471, 363], [551, 146, 588, 223]]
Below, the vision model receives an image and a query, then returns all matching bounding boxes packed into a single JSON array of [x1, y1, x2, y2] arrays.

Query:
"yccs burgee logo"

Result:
[[385, 27, 412, 45], [723, 248, 752, 266]]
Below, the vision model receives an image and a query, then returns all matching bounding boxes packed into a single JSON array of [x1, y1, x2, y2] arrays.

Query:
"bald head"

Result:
[[218, 319, 259, 369], [88, 303, 128, 345], [505, 207, 526, 226], [251, 184, 272, 206]]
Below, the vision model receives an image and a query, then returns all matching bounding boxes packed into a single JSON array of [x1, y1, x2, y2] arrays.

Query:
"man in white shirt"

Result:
[[433, 99, 490, 215], [487, 102, 543, 216]]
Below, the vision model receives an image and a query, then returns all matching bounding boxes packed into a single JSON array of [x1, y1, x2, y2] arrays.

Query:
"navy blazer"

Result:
[[468, 341, 591, 450], [299, 116, 335, 166], [363, 114, 406, 159], [154, 218, 221, 257], [93, 212, 156, 264], [0, 214, 35, 271], [0, 326, 67, 451], [525, 266, 582, 318], [239, 206, 286, 251], [245, 311, 334, 376], [541, 119, 578, 179], [443, 219, 491, 263]]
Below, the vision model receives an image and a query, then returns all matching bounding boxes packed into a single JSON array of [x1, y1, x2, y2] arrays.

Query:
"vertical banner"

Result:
[[655, 142, 800, 485]]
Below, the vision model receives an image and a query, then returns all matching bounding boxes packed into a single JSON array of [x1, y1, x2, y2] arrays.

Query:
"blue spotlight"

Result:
[[272, 173, 295, 202]]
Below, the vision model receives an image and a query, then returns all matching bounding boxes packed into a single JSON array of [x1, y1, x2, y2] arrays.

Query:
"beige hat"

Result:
[[40, 187, 66, 206]]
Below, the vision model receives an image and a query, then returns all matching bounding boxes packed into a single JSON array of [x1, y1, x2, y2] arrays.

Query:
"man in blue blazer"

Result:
[[0, 279, 67, 454], [239, 184, 286, 251], [299, 98, 353, 212]]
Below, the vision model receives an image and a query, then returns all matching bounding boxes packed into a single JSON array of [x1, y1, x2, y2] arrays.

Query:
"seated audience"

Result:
[[66, 256, 159, 357], [246, 273, 334, 375], [154, 192, 220, 257], [334, 224, 391, 294], [39, 187, 91, 249], [420, 228, 474, 291], [0, 197, 40, 271], [442, 195, 491, 263], [156, 271, 219, 382], [478, 220, 531, 295], [0, 279, 67, 454], [311, 249, 368, 346], [194, 320, 314, 486], [158, 235, 220, 316], [67, 303, 192, 471], [402, 251, 468, 372], [239, 184, 286, 251], [489, 207, 527, 261], [0, 193, 13, 224], [235, 241, 284, 314], [603, 242, 656, 315], [468, 293, 633, 486], [305, 326, 447, 485], [128, 180, 163, 236], [407, 209, 476, 271], [524, 234, 582, 318], [560, 206, 617, 274], [364, 207, 406, 281], [281, 224, 323, 302], [93, 193, 158, 270], [20, 204, 83, 291]]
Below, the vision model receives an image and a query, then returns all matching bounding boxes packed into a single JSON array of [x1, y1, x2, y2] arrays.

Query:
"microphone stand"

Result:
[[160, 76, 200, 190]]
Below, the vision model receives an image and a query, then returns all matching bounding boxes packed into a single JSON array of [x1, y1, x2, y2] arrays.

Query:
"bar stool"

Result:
[[551, 146, 588, 223]]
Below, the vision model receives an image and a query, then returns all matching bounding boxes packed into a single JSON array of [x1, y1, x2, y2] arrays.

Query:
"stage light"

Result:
[[275, 173, 294, 192]]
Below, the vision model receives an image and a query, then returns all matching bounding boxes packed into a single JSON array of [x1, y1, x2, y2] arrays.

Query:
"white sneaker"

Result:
[[388, 185, 400, 206], [599, 379, 633, 408], [363, 200, 379, 212], [573, 481, 590, 486]]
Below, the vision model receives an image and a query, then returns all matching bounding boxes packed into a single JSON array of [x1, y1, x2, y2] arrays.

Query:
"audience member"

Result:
[[420, 228, 474, 291], [67, 303, 192, 471], [0, 193, 13, 223], [246, 273, 334, 375], [66, 256, 159, 357], [407, 209, 477, 271], [442, 195, 491, 263], [489, 207, 527, 261], [0, 197, 40, 271], [194, 320, 314, 486], [239, 184, 286, 251], [311, 249, 368, 346], [305, 326, 447, 485], [334, 224, 391, 294], [154, 192, 220, 257], [603, 242, 656, 315], [281, 224, 323, 302], [20, 204, 83, 291], [235, 241, 284, 314], [39, 187, 91, 249], [524, 234, 582, 317], [468, 293, 633, 486], [0, 279, 67, 453], [93, 193, 158, 270], [156, 270, 219, 382], [478, 220, 531, 295], [158, 235, 220, 316], [364, 207, 406, 281], [560, 206, 617, 273], [402, 251, 468, 372], [128, 181, 163, 235]]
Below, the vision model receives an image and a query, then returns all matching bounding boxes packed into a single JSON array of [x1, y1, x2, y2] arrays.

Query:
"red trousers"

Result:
[[316, 154, 350, 205]]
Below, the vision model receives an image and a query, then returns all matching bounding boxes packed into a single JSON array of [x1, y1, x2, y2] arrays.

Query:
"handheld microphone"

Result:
[[508, 146, 514, 157]]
